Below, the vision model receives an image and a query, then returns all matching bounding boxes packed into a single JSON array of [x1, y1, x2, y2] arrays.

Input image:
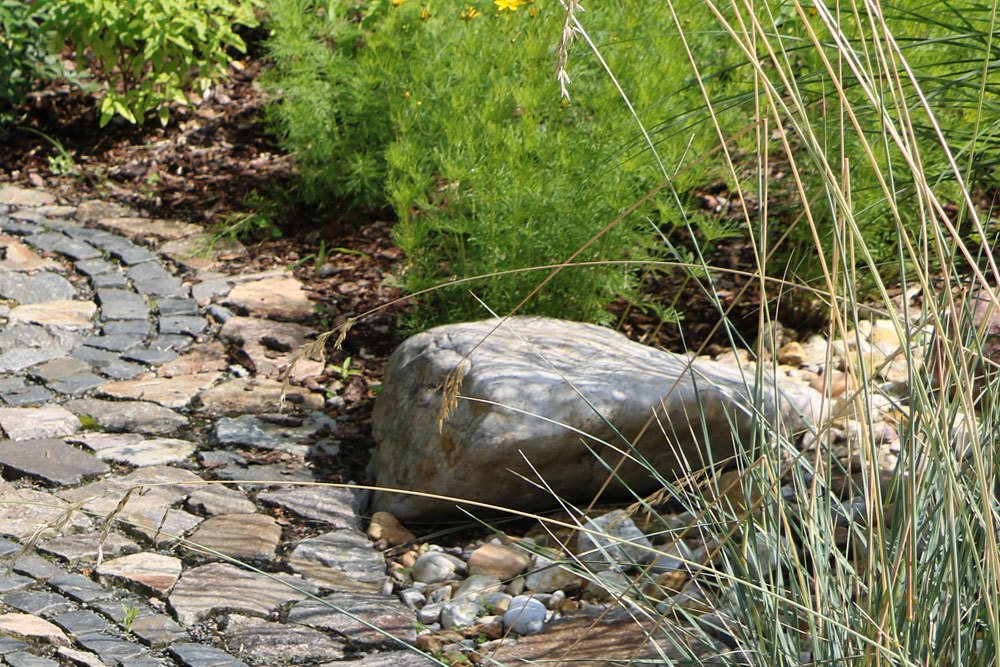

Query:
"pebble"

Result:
[[503, 596, 548, 635], [412, 552, 462, 584]]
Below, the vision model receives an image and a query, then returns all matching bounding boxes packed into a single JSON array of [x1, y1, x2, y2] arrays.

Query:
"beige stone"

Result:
[[219, 316, 322, 380], [0, 235, 59, 271], [0, 185, 55, 206], [97, 552, 183, 596], [94, 216, 202, 242], [198, 378, 323, 416], [0, 483, 91, 540], [366, 511, 415, 547], [98, 372, 222, 409], [224, 276, 313, 321], [468, 543, 531, 580], [186, 513, 282, 561], [0, 405, 80, 440], [8, 300, 97, 329], [0, 613, 70, 646], [168, 563, 310, 625], [776, 341, 807, 367], [159, 233, 246, 272], [156, 342, 228, 378]]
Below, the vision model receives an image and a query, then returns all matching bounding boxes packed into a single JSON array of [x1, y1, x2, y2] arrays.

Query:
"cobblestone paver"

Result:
[[0, 186, 423, 666]]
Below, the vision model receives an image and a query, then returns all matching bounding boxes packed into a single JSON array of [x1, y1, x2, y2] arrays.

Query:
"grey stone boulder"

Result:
[[371, 317, 825, 520]]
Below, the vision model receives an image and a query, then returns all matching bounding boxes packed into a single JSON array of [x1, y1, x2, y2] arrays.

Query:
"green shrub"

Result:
[[266, 0, 747, 325], [0, 1, 64, 123], [41, 0, 260, 126]]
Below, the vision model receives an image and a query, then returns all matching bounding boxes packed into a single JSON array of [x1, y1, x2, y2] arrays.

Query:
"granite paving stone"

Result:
[[168, 642, 248, 667], [91, 273, 128, 289], [0, 219, 40, 235], [10, 555, 63, 581], [0, 384, 55, 406], [159, 315, 209, 337], [103, 240, 155, 266], [73, 258, 114, 276], [156, 342, 227, 377], [8, 301, 96, 330], [0, 485, 91, 540], [0, 349, 65, 374], [83, 436, 196, 466], [224, 276, 313, 321], [50, 610, 111, 637], [48, 572, 114, 603], [0, 438, 108, 485], [185, 486, 255, 516], [257, 486, 367, 530], [27, 357, 92, 383], [4, 652, 60, 667], [289, 592, 416, 648], [148, 335, 194, 352], [2, 591, 75, 617], [46, 372, 105, 396], [0, 575, 34, 594], [127, 262, 185, 297], [0, 272, 77, 304], [26, 232, 100, 261], [95, 289, 148, 321], [0, 235, 57, 271], [83, 334, 145, 353], [0, 407, 81, 440], [121, 347, 177, 365], [156, 298, 198, 316], [97, 373, 221, 409], [198, 378, 323, 416], [54, 647, 106, 667], [75, 635, 148, 663], [93, 216, 202, 242], [0, 637, 29, 654], [101, 319, 151, 337], [64, 399, 188, 435], [69, 348, 146, 380]]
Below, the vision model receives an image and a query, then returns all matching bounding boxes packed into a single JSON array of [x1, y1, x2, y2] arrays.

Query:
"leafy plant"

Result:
[[120, 603, 139, 633], [0, 1, 65, 122], [41, 0, 260, 126]]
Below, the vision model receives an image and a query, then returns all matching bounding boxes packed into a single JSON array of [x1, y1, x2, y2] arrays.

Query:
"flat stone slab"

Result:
[[0, 438, 108, 485], [186, 513, 281, 561], [97, 372, 221, 409], [94, 216, 202, 242], [168, 563, 311, 625], [185, 485, 255, 516], [168, 642, 248, 667], [224, 276, 313, 321], [198, 378, 323, 416], [0, 484, 91, 540], [95, 289, 148, 321], [0, 613, 70, 647], [223, 614, 345, 665], [0, 272, 76, 304], [257, 486, 367, 530], [27, 357, 92, 383], [39, 531, 139, 563], [0, 185, 55, 206], [96, 552, 182, 597], [156, 342, 227, 377], [82, 436, 197, 466], [288, 530, 386, 593], [289, 592, 415, 648], [0, 406, 81, 440], [8, 301, 96, 329], [64, 398, 188, 435], [0, 235, 58, 272], [219, 317, 319, 380]]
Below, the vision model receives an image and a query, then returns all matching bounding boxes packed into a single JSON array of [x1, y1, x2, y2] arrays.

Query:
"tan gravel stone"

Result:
[[468, 543, 531, 580], [9, 300, 97, 329], [97, 372, 222, 409], [224, 276, 313, 321], [0, 185, 55, 206], [156, 342, 228, 378], [94, 216, 202, 242], [97, 552, 183, 596], [366, 511, 415, 547]]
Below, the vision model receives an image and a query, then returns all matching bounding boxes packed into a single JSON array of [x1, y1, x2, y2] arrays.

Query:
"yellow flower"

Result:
[[495, 0, 527, 10], [528, 6, 538, 17], [460, 5, 481, 19], [420, 6, 431, 19], [391, 0, 408, 6]]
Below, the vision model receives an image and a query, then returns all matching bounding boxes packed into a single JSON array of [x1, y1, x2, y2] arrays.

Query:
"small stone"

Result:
[[412, 552, 460, 584], [97, 372, 221, 409], [0, 613, 70, 646], [74, 258, 114, 276], [0, 406, 81, 440], [167, 642, 247, 667], [4, 653, 60, 667], [50, 609, 110, 637], [224, 276, 313, 321], [70, 348, 146, 380], [440, 598, 481, 629], [27, 357, 92, 383], [186, 513, 282, 561], [0, 235, 58, 271], [47, 372, 105, 396], [524, 554, 586, 593], [90, 273, 128, 289], [156, 342, 227, 377], [577, 509, 653, 569], [74, 635, 148, 663], [503, 596, 547, 635], [0, 384, 54, 406], [8, 301, 96, 330], [0, 185, 55, 206], [159, 315, 208, 337], [367, 511, 415, 547], [3, 590, 74, 616], [48, 571, 113, 603], [455, 574, 503, 600], [84, 334, 144, 353], [416, 602, 443, 625], [224, 614, 345, 665], [128, 613, 189, 647], [96, 552, 182, 596], [468, 543, 531, 580], [399, 588, 425, 609], [56, 646, 108, 667], [288, 592, 416, 649], [0, 438, 108, 485], [64, 398, 188, 435], [168, 563, 310, 625], [127, 262, 185, 298], [100, 320, 153, 339], [777, 341, 807, 366]]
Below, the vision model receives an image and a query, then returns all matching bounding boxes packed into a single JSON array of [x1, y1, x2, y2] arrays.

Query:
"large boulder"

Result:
[[370, 317, 825, 521]]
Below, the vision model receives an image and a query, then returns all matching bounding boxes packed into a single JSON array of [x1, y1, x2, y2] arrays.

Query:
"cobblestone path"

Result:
[[0, 184, 427, 667]]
